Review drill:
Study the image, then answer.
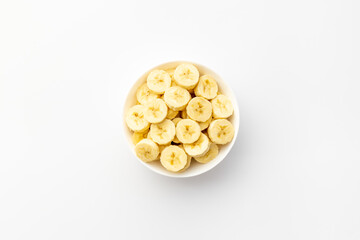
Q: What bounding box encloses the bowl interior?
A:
[123,61,239,178]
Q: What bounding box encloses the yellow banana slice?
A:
[173,63,199,90]
[147,69,171,94]
[181,110,188,119]
[144,99,168,123]
[178,145,192,172]
[136,83,160,105]
[135,139,159,162]
[194,143,218,163]
[160,145,188,172]
[126,105,150,132]
[207,119,234,144]
[148,119,175,145]
[183,133,210,157]
[175,119,201,144]
[186,97,212,122]
[198,116,212,131]
[172,117,182,126]
[165,68,176,80]
[132,130,149,145]
[164,86,191,111]
[211,94,234,119]
[194,75,218,100]
[172,117,182,143]
[152,143,170,161]
[166,108,179,119]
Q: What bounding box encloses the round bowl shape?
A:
[123,61,240,178]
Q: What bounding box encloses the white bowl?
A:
[123,61,240,178]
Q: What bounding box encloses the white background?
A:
[1,0,359,239]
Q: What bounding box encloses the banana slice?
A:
[148,119,175,145]
[170,71,179,87]
[135,139,159,162]
[173,63,199,90]
[126,105,150,132]
[179,157,192,172]
[173,83,192,92]
[186,97,212,122]
[136,83,159,105]
[166,108,179,119]
[207,119,234,144]
[147,132,171,149]
[211,94,234,119]
[153,144,170,161]
[194,143,218,163]
[160,145,188,172]
[172,117,182,143]
[198,116,212,131]
[147,132,174,148]
[147,69,171,94]
[176,119,201,144]
[181,110,188,119]
[164,86,191,111]
[147,132,153,141]
[178,145,192,172]
[183,133,210,157]
[132,130,149,145]
[194,75,218,100]
[159,144,169,152]
[172,117,182,126]
[144,99,168,123]
[165,68,176,80]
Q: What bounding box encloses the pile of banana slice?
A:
[126,63,235,173]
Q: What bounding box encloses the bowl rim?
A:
[122,60,240,178]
